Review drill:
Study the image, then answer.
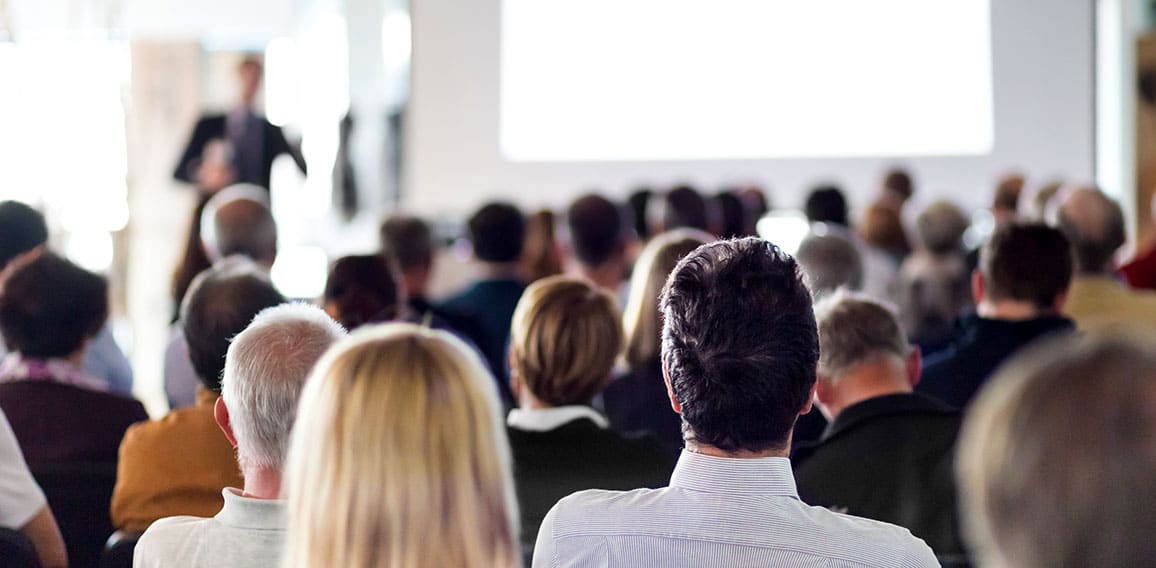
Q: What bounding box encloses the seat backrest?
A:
[32,462,118,568]
[0,527,39,568]
[100,530,142,568]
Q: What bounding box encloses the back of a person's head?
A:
[959,335,1156,568]
[0,201,47,269]
[283,323,518,568]
[567,194,624,268]
[468,202,526,264]
[980,223,1073,310]
[814,293,907,379]
[915,200,970,255]
[181,258,286,392]
[713,191,747,238]
[883,168,915,203]
[622,229,713,368]
[663,186,710,232]
[795,228,863,299]
[661,237,818,453]
[993,173,1026,213]
[860,202,910,255]
[222,303,345,472]
[519,209,563,283]
[201,185,278,265]
[804,185,849,227]
[0,253,107,359]
[322,255,402,330]
[510,276,622,406]
[379,215,434,272]
[626,189,653,240]
[1057,187,1126,274]
[1031,181,1064,221]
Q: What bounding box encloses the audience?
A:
[282,323,519,568]
[520,210,564,284]
[880,167,916,212]
[441,201,527,405]
[712,191,746,238]
[793,293,964,559]
[321,254,403,329]
[603,229,712,452]
[805,185,849,227]
[959,335,1156,567]
[659,185,711,233]
[507,276,674,558]
[0,253,147,466]
[1119,193,1156,289]
[112,260,285,533]
[990,172,1025,227]
[533,238,937,566]
[1057,187,1156,331]
[860,201,911,265]
[897,200,973,354]
[134,304,344,567]
[625,188,653,241]
[918,223,1075,409]
[796,226,864,299]
[0,407,67,568]
[379,214,439,317]
[566,194,628,295]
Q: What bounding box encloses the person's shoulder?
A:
[122,404,209,448]
[797,505,939,565]
[545,487,667,530]
[136,515,212,560]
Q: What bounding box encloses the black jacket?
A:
[792,394,964,557]
[601,360,683,455]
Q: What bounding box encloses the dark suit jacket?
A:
[0,381,148,467]
[174,113,306,190]
[601,360,683,454]
[508,417,675,559]
[440,279,526,406]
[792,393,964,557]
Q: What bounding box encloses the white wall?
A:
[406,0,1095,217]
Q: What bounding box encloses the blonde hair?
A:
[622,229,713,368]
[510,276,622,406]
[282,323,519,568]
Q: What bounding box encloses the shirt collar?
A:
[823,393,956,440]
[0,353,107,391]
[669,450,800,498]
[216,488,285,531]
[506,405,609,431]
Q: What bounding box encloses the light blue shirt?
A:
[533,450,938,567]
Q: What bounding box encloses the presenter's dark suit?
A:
[508,415,675,562]
[174,113,306,190]
[792,393,964,558]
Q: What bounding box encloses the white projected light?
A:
[500,0,993,161]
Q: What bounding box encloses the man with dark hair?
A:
[566,194,628,294]
[660,185,710,233]
[805,185,849,227]
[918,223,1075,409]
[112,259,286,533]
[379,215,436,314]
[533,238,937,567]
[441,202,527,405]
[1057,187,1156,331]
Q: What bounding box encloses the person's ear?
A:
[971,270,985,305]
[813,374,833,408]
[906,346,923,388]
[662,362,682,415]
[1053,290,1069,312]
[800,382,816,416]
[214,397,238,448]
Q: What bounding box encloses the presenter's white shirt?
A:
[134,488,285,568]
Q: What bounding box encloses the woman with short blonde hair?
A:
[282,323,519,568]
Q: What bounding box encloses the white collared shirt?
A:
[133,488,286,568]
[507,405,609,432]
[532,450,938,567]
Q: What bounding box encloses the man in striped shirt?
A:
[533,238,938,567]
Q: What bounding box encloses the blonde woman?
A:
[602,229,712,452]
[282,323,519,568]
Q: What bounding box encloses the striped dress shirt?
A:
[533,450,939,567]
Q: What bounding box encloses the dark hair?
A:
[0,201,48,268]
[664,186,709,232]
[883,168,915,201]
[380,215,433,271]
[661,238,819,453]
[181,260,286,392]
[713,192,746,238]
[1057,190,1126,274]
[567,194,624,267]
[804,185,849,227]
[627,189,653,240]
[323,255,402,330]
[0,254,108,359]
[468,202,525,263]
[981,223,1073,309]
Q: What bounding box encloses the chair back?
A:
[32,462,118,568]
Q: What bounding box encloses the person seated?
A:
[134,304,344,567]
[918,223,1075,410]
[507,276,675,558]
[281,324,519,568]
[440,202,528,405]
[603,230,711,453]
[165,185,279,408]
[796,227,864,299]
[533,238,937,567]
[0,253,148,466]
[656,185,711,234]
[792,293,964,559]
[112,259,285,533]
[711,190,748,238]
[896,200,973,355]
[321,254,404,329]
[520,210,564,284]
[958,334,1156,567]
[566,194,629,297]
[0,407,67,568]
[1058,187,1156,332]
[0,200,134,395]
[860,200,911,266]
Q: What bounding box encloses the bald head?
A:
[201,185,278,266]
[1057,187,1125,274]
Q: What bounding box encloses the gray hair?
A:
[1056,187,1126,274]
[915,200,969,255]
[222,302,346,471]
[201,184,278,265]
[814,292,907,379]
[796,225,863,299]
